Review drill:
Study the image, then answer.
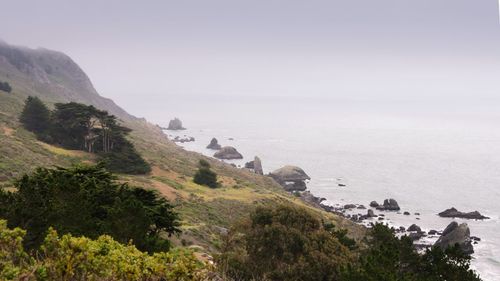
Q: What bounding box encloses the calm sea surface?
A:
[142,96,500,280]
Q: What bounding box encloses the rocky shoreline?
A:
[162,127,488,256]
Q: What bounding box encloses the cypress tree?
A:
[19,96,51,136]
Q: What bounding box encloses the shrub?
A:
[217,204,353,281]
[0,164,179,253]
[193,160,218,188]
[0,220,207,281]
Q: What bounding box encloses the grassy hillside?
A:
[0,42,365,255]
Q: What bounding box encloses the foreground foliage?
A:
[0,164,180,253]
[0,220,206,281]
[217,204,354,281]
[218,204,482,281]
[20,97,150,174]
[341,223,481,281]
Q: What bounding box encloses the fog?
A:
[1,0,500,117]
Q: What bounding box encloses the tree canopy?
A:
[19,97,151,174]
[19,96,50,136]
[0,164,180,253]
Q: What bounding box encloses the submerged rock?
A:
[438,207,489,220]
[166,118,185,130]
[206,138,222,150]
[434,222,474,255]
[213,146,243,160]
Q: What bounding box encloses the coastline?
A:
[162,125,498,281]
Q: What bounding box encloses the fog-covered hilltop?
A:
[0,40,132,121]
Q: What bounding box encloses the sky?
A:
[1,0,500,114]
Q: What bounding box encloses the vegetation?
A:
[19,96,50,136]
[342,223,481,281]
[0,164,180,253]
[217,204,354,281]
[0,220,206,281]
[193,159,218,188]
[19,98,151,174]
[0,81,12,93]
[218,204,481,281]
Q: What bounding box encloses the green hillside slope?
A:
[0,41,365,254]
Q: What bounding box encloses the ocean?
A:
[142,96,500,280]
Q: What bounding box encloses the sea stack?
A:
[206,138,222,150]
[269,165,310,192]
[434,222,474,255]
[166,118,185,130]
[213,146,243,160]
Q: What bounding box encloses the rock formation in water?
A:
[434,221,474,255]
[167,118,185,130]
[244,156,264,175]
[213,146,243,160]
[206,138,222,150]
[269,165,310,191]
[438,207,489,220]
[376,198,400,211]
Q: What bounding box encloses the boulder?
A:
[213,146,243,160]
[283,181,307,192]
[369,201,379,208]
[344,204,357,209]
[253,156,263,175]
[367,209,376,217]
[269,166,310,183]
[166,118,185,130]
[244,161,254,169]
[206,138,222,150]
[428,229,438,235]
[438,207,489,220]
[408,224,421,232]
[403,211,410,215]
[434,222,474,255]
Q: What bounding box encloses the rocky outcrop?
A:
[213,146,243,160]
[253,156,263,175]
[376,199,400,211]
[245,156,264,175]
[167,118,185,130]
[269,165,310,192]
[300,191,326,208]
[172,136,195,143]
[438,207,489,220]
[434,222,474,255]
[206,138,221,150]
[408,224,421,232]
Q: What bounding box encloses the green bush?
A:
[341,223,481,281]
[217,204,353,281]
[0,164,179,253]
[193,160,218,188]
[0,220,207,281]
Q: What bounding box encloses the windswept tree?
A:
[19,96,51,137]
[0,164,179,253]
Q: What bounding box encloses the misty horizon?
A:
[2,0,500,119]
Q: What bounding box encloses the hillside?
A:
[0,41,365,253]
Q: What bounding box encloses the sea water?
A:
[142,96,500,280]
